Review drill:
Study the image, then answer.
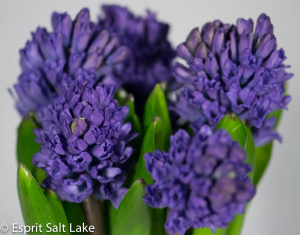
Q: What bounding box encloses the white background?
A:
[0,0,299,234]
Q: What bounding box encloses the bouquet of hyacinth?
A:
[11,4,293,235]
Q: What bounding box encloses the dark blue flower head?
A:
[33,70,137,207]
[143,126,255,234]
[99,5,176,99]
[173,14,292,146]
[12,8,130,116]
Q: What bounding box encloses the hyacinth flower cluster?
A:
[144,126,255,234]
[12,8,131,117]
[13,5,174,206]
[99,5,176,99]
[33,70,137,207]
[12,5,293,235]
[173,13,292,146]
[11,5,175,117]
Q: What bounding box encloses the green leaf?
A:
[131,117,166,185]
[128,117,167,235]
[33,167,46,185]
[125,94,142,134]
[267,82,287,129]
[104,201,117,235]
[112,179,151,235]
[229,86,288,235]
[245,126,255,180]
[143,83,171,150]
[115,88,128,106]
[213,115,254,235]
[45,190,70,231]
[17,115,41,172]
[215,113,247,148]
[150,208,166,235]
[124,84,172,235]
[62,202,87,235]
[193,228,225,235]
[17,164,69,235]
[253,142,273,186]
[125,94,142,151]
[17,114,46,185]
[224,212,246,235]
[253,106,284,186]
[116,92,142,188]
[267,109,283,129]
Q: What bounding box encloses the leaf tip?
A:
[136,178,146,186]
[46,189,56,196]
[159,82,167,91]
[152,116,162,123]
[18,163,30,177]
[228,112,238,121]
[126,93,134,103]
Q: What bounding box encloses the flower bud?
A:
[255,34,276,59]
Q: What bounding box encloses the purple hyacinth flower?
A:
[13,71,52,116]
[11,8,130,117]
[251,117,282,146]
[143,126,255,234]
[99,5,176,104]
[33,70,137,205]
[172,13,293,146]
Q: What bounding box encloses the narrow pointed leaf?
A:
[125,94,142,135]
[125,94,142,150]
[253,142,273,186]
[118,93,142,189]
[150,208,166,235]
[267,82,287,129]
[254,84,287,185]
[104,201,117,235]
[129,117,167,235]
[215,113,247,148]
[224,212,246,235]
[245,126,255,180]
[214,115,252,235]
[131,117,165,185]
[254,107,284,186]
[17,115,40,172]
[46,190,70,232]
[33,167,46,185]
[267,109,283,129]
[17,164,68,235]
[115,88,128,106]
[62,202,87,235]
[193,228,225,235]
[143,83,171,150]
[112,179,151,235]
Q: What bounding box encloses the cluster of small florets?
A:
[12,5,176,207]
[143,126,255,234]
[13,8,130,117]
[12,5,175,117]
[11,6,292,234]
[33,70,136,207]
[172,14,292,146]
[99,5,176,99]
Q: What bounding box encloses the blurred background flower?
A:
[99,5,176,106]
